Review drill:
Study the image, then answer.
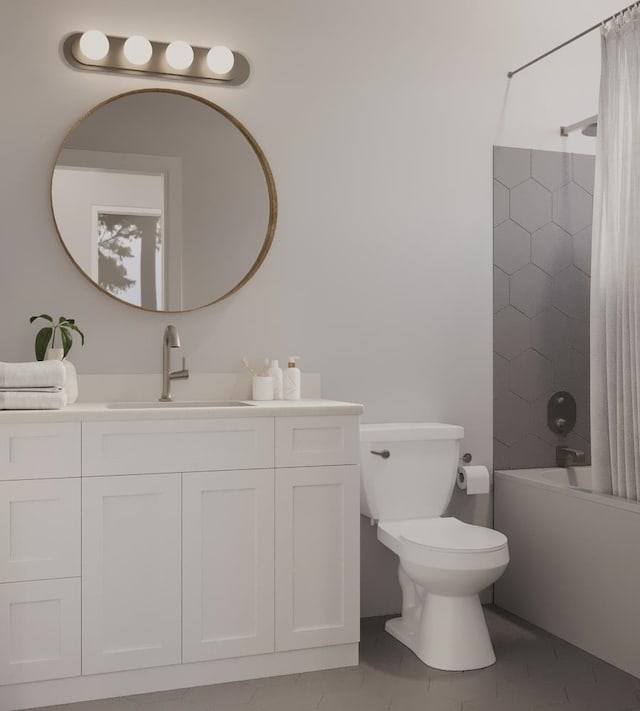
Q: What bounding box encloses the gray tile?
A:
[251,684,322,711]
[494,146,531,188]
[530,307,571,359]
[553,347,589,394]
[509,349,552,402]
[564,678,640,710]
[464,698,532,711]
[67,700,138,711]
[494,267,509,314]
[573,224,592,275]
[429,670,498,703]
[552,265,590,318]
[69,697,140,711]
[532,223,573,276]
[184,680,256,708]
[120,701,202,711]
[494,353,509,400]
[26,706,72,711]
[496,677,567,706]
[126,689,188,704]
[509,434,554,469]
[319,688,392,711]
[532,149,572,191]
[494,307,531,360]
[494,392,531,446]
[494,181,510,226]
[393,697,460,711]
[494,220,531,275]
[553,182,593,234]
[510,264,551,318]
[297,667,364,692]
[568,316,590,355]
[511,179,552,233]
[573,153,596,194]
[493,439,510,470]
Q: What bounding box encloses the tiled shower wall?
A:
[493,146,594,470]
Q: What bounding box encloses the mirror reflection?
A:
[51,89,276,312]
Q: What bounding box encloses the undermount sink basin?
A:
[107,400,254,409]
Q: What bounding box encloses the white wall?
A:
[0,0,620,616]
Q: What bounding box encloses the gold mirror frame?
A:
[50,88,277,313]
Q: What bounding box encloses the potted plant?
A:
[29,315,85,403]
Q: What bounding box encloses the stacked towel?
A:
[0,361,67,410]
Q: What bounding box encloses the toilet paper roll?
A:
[457,465,490,495]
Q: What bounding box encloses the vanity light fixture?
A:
[165,40,194,70]
[78,30,110,61]
[66,30,237,83]
[123,35,153,65]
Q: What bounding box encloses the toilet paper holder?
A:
[460,452,472,463]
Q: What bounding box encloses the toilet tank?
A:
[360,422,464,521]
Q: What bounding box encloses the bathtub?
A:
[494,467,640,678]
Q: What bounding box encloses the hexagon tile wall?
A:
[493,146,594,470]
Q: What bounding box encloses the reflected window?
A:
[96,209,163,309]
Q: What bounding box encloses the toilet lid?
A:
[400,517,507,553]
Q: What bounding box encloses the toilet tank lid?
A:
[360,422,464,442]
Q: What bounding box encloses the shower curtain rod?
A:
[507,0,640,77]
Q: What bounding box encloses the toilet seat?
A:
[400,517,507,553]
[378,517,509,570]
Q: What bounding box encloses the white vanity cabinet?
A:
[0,403,362,711]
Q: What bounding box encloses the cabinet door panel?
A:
[275,465,359,650]
[82,474,181,674]
[183,469,274,662]
[0,578,80,684]
[275,417,359,468]
[0,478,80,583]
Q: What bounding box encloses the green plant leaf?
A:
[29,314,52,324]
[68,323,85,346]
[59,327,72,358]
[34,327,53,361]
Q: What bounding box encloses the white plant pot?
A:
[45,348,79,404]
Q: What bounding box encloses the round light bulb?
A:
[206,45,234,74]
[165,40,194,70]
[123,35,153,65]
[78,30,110,61]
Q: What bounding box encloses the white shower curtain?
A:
[591,9,640,500]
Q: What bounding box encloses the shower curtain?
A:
[591,9,640,500]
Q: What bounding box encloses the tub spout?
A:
[556,446,585,467]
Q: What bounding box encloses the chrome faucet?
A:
[556,445,586,468]
[160,325,189,402]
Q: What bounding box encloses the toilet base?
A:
[386,593,496,671]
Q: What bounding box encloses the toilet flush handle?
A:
[370,449,390,459]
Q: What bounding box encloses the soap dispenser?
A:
[283,356,301,400]
[267,359,283,400]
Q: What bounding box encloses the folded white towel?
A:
[0,361,66,389]
[0,389,67,410]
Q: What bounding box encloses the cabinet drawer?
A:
[0,479,80,583]
[83,418,274,476]
[0,577,81,685]
[0,423,81,481]
[275,416,359,467]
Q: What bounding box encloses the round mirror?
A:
[51,89,277,312]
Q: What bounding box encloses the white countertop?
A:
[0,399,364,424]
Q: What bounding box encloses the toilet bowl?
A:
[360,423,509,671]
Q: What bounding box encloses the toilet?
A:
[360,422,509,671]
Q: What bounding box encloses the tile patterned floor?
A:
[29,607,640,711]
